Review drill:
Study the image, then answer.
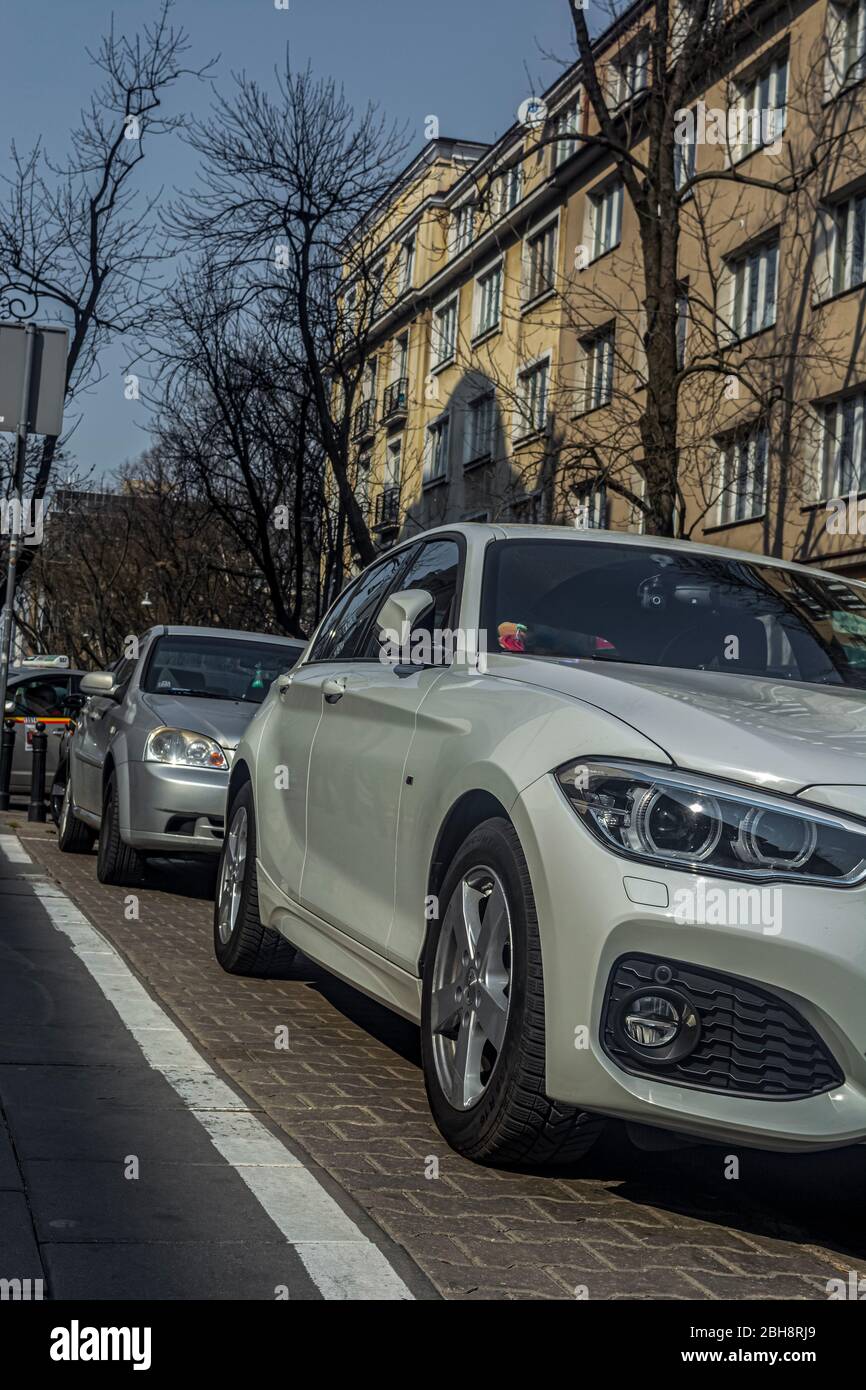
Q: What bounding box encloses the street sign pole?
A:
[0,322,36,724]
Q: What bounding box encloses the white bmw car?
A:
[214,524,866,1166]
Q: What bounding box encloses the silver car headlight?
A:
[145,727,228,771]
[555,759,866,886]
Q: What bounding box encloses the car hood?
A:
[139,693,259,751]
[490,655,866,798]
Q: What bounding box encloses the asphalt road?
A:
[2,811,865,1300]
[0,832,425,1300]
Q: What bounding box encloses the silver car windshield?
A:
[481,540,866,688]
[141,636,299,704]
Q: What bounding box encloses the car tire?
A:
[96,773,145,885]
[420,816,604,1167]
[213,783,297,978]
[56,778,96,854]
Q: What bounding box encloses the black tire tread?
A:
[96,775,145,886]
[424,817,604,1168]
[214,785,297,979]
[57,783,96,854]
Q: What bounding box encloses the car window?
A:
[481,538,866,687]
[141,636,300,703]
[308,550,414,662]
[11,676,70,717]
[361,538,462,660]
[111,657,138,692]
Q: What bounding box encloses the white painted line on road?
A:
[0,833,33,863]
[0,836,414,1301]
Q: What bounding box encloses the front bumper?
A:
[124,761,227,854]
[512,773,866,1152]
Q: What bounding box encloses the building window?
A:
[452,202,476,254]
[578,325,615,413]
[588,181,623,261]
[399,235,416,293]
[465,392,497,465]
[385,437,402,491]
[833,191,866,294]
[370,259,386,314]
[424,414,451,485]
[674,112,697,192]
[629,473,647,533]
[474,261,503,337]
[607,36,650,107]
[355,452,372,513]
[525,221,558,302]
[516,357,550,439]
[432,295,458,368]
[718,423,768,524]
[827,0,866,96]
[677,290,689,369]
[553,98,581,166]
[725,237,779,340]
[573,483,608,530]
[733,52,788,158]
[494,163,523,217]
[822,389,866,498]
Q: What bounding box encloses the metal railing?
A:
[353,398,376,439]
[373,487,400,531]
[382,377,409,422]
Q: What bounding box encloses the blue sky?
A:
[0,0,579,479]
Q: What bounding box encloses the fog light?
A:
[616,985,701,1064]
[624,994,680,1047]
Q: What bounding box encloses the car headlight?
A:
[555,759,866,886]
[145,727,228,771]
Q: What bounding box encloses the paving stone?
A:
[13,823,866,1302]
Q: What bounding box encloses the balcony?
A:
[382,377,409,427]
[373,486,400,533]
[353,398,376,442]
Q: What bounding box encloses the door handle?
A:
[321,676,348,704]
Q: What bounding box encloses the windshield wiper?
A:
[151,688,240,701]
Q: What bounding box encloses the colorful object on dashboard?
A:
[498,622,527,653]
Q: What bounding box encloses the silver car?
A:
[57,625,304,884]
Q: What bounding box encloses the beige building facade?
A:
[345,0,866,575]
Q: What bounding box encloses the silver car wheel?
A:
[217,805,248,945]
[430,864,513,1111]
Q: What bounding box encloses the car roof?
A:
[414,522,863,588]
[142,626,306,647]
[10,668,87,679]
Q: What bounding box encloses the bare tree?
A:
[169,58,410,567]
[0,0,210,575]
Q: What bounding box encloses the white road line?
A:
[1,836,414,1301]
[0,832,33,863]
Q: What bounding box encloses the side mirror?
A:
[64,693,86,714]
[376,589,434,644]
[80,670,121,700]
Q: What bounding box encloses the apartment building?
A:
[344,0,866,575]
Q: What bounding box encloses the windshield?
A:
[481,540,866,689]
[142,635,299,704]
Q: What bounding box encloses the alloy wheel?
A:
[430,864,513,1110]
[217,805,248,945]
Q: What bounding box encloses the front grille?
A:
[602,955,843,1099]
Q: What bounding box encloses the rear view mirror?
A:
[80,670,122,700]
[376,589,434,642]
